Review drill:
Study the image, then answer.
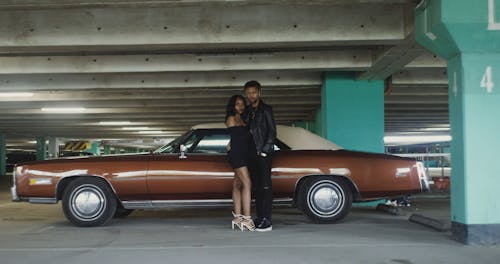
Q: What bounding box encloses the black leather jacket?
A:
[244,100,276,155]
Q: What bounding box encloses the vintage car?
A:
[11,123,429,227]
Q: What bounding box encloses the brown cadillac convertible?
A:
[11,123,429,227]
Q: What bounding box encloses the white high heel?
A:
[231,211,242,230]
[240,215,255,231]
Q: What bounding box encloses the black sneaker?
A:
[256,218,272,232]
[253,217,262,227]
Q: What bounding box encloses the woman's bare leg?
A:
[232,174,243,216]
[235,166,252,217]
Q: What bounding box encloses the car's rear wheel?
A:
[62,177,117,227]
[297,176,352,223]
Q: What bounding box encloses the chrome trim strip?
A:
[29,197,58,204]
[122,198,293,209]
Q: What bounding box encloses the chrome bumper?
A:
[11,167,20,201]
[11,186,19,201]
[416,162,430,192]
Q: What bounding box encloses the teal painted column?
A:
[315,109,323,137]
[292,121,315,133]
[36,136,46,161]
[322,72,385,207]
[90,142,100,156]
[321,72,384,153]
[103,145,111,155]
[416,0,500,245]
[0,134,6,178]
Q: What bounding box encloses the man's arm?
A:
[262,106,277,154]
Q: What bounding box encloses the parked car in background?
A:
[11,123,429,227]
[58,151,96,158]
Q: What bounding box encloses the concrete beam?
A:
[357,32,424,80]
[0,98,320,109]
[0,87,320,102]
[404,51,447,69]
[392,69,448,85]
[0,71,322,91]
[0,0,421,10]
[0,50,371,74]
[0,4,406,54]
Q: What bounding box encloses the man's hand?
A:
[226,142,231,151]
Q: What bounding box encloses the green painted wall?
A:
[321,72,384,153]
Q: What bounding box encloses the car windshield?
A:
[153,131,192,154]
[154,128,290,154]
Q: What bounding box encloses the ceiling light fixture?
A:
[99,121,132,126]
[0,92,34,97]
[384,135,452,144]
[138,131,164,134]
[122,127,150,130]
[41,107,86,113]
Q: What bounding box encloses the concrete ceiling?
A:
[0,0,449,150]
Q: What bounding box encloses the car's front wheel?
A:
[297,176,352,223]
[62,177,117,227]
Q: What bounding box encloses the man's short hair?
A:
[244,80,261,91]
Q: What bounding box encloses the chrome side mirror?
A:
[179,144,187,159]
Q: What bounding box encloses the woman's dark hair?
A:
[225,94,246,121]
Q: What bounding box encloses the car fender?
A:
[56,175,119,202]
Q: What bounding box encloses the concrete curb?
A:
[409,213,450,232]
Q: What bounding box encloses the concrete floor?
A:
[0,180,499,264]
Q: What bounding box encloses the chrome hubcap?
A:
[313,187,339,211]
[308,180,344,217]
[70,184,106,221]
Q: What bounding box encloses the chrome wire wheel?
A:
[69,184,107,222]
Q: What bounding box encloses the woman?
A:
[226,95,255,231]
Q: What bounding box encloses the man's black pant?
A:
[248,152,273,221]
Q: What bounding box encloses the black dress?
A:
[227,126,249,169]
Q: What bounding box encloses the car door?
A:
[146,129,235,201]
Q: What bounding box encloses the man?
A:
[243,80,276,232]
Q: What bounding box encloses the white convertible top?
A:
[192,123,342,150]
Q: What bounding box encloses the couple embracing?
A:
[225,80,276,232]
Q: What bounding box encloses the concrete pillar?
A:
[90,142,100,156]
[416,0,500,245]
[292,121,315,133]
[321,72,384,153]
[47,137,59,159]
[0,134,6,178]
[315,109,323,137]
[103,145,111,155]
[36,136,46,161]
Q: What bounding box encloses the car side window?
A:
[191,134,230,154]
